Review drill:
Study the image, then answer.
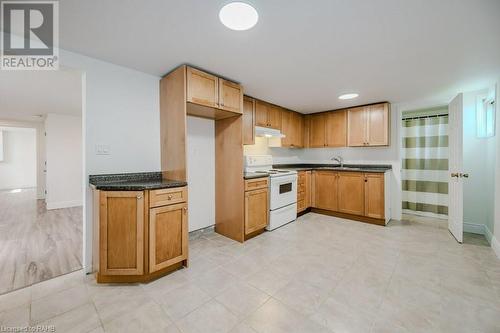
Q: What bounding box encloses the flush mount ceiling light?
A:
[219,2,259,31]
[338,93,359,100]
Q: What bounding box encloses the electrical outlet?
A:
[95,144,111,155]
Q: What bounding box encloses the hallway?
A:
[0,188,82,295]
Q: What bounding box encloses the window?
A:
[476,94,496,138]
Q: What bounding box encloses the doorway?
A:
[0,70,84,294]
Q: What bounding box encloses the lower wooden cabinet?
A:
[337,172,365,216]
[244,178,269,237]
[149,202,188,273]
[364,173,385,219]
[297,171,311,213]
[99,191,144,276]
[312,171,387,224]
[312,171,338,211]
[96,186,188,283]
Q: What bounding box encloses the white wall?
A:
[244,105,403,221]
[462,89,496,238]
[493,80,500,257]
[45,114,83,209]
[187,116,215,232]
[57,47,162,273]
[0,127,37,190]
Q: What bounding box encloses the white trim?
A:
[491,235,500,259]
[46,200,82,210]
[484,225,493,245]
[463,222,485,235]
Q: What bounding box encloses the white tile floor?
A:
[1,213,499,333]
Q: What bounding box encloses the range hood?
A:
[255,126,285,138]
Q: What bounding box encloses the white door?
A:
[448,93,463,243]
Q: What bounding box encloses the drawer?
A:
[245,177,269,191]
[150,186,188,208]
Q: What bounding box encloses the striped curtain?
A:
[402,113,449,218]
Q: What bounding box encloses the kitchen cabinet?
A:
[337,172,364,216]
[186,67,219,108]
[364,173,385,219]
[282,109,304,148]
[309,113,326,148]
[185,66,243,117]
[297,170,311,213]
[308,110,346,147]
[244,178,269,237]
[99,191,144,276]
[255,100,282,129]
[149,202,188,273]
[347,103,389,146]
[243,96,255,145]
[312,171,338,211]
[325,110,347,147]
[96,186,188,283]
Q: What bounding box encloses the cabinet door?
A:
[149,203,188,273]
[312,171,338,211]
[364,173,385,219]
[268,105,282,130]
[293,112,304,147]
[100,191,144,276]
[347,107,367,147]
[309,113,326,148]
[281,109,294,147]
[243,97,256,145]
[245,188,269,234]
[325,110,347,147]
[186,67,218,108]
[367,103,389,146]
[255,100,269,127]
[337,172,365,216]
[219,78,242,114]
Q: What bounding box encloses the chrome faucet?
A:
[331,155,344,167]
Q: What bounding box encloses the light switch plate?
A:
[95,144,110,155]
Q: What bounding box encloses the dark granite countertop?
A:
[273,163,392,173]
[89,172,187,191]
[244,172,270,180]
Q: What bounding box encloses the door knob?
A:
[451,173,459,178]
[460,173,469,178]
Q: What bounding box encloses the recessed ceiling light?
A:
[219,2,259,31]
[338,93,359,100]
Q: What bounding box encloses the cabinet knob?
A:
[460,173,469,178]
[451,173,460,178]
[183,207,188,212]
[168,195,173,200]
[137,195,143,199]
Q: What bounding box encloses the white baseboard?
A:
[463,222,486,235]
[46,200,82,210]
[484,225,494,245]
[491,235,500,260]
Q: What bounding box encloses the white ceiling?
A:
[0,70,82,122]
[59,0,500,113]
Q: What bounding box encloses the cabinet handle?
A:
[167,195,173,200]
[183,207,188,212]
[451,173,460,178]
[137,195,143,200]
[460,173,469,178]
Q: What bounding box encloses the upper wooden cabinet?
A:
[347,103,389,147]
[243,96,256,145]
[99,191,144,276]
[281,109,304,148]
[255,100,282,129]
[186,67,219,108]
[185,66,243,117]
[325,110,347,147]
[308,110,346,148]
[312,171,338,211]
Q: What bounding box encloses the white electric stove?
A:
[244,155,297,230]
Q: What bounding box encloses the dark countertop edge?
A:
[273,163,392,173]
[244,172,270,180]
[89,171,187,191]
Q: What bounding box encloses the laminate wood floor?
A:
[0,188,82,295]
